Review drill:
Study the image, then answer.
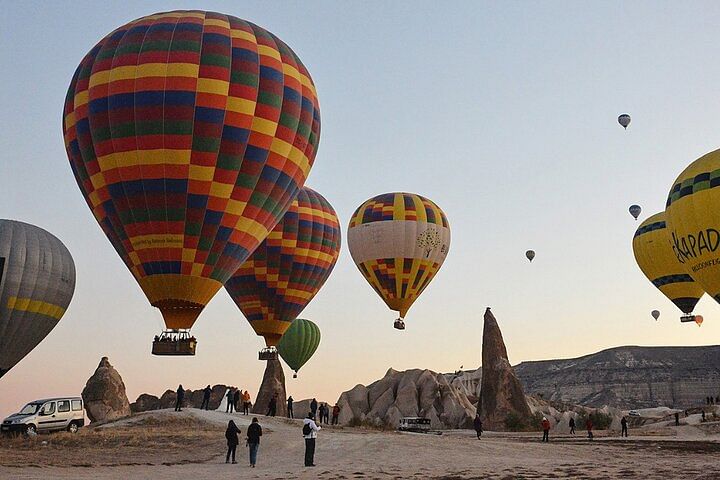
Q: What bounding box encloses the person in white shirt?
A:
[303,413,321,467]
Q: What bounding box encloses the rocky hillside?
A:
[515,345,720,409]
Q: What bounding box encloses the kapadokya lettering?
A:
[672,228,720,264]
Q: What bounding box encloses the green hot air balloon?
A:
[277,319,320,378]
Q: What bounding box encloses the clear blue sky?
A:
[2,0,720,418]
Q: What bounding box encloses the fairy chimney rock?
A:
[81,357,131,423]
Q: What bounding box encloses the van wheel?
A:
[67,422,79,434]
[25,424,36,435]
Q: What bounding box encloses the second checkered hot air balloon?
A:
[62,10,321,355]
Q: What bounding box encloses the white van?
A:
[398,417,431,433]
[1,397,85,435]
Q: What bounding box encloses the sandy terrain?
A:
[1,409,719,479]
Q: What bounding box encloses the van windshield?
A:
[19,403,41,415]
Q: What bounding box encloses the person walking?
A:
[541,417,550,442]
[242,391,251,415]
[226,388,235,413]
[175,385,184,412]
[225,420,241,464]
[267,394,277,417]
[569,417,576,435]
[233,389,241,413]
[620,416,628,437]
[246,417,262,468]
[303,413,320,467]
[332,404,340,425]
[586,418,594,440]
[310,398,318,418]
[200,385,212,410]
[473,414,483,439]
[287,396,294,419]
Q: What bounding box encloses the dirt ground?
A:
[1,409,718,479]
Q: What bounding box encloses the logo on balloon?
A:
[671,228,720,269]
[417,228,441,258]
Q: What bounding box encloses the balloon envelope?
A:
[629,205,642,220]
[226,187,340,346]
[277,318,320,375]
[526,250,535,262]
[695,315,703,326]
[347,192,450,320]
[63,11,321,331]
[632,212,703,315]
[0,220,76,378]
[618,114,631,129]
[651,310,660,320]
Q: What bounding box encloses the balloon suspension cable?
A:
[394,318,406,330]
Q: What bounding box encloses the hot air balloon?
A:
[63,11,321,355]
[629,205,642,220]
[277,318,320,378]
[225,187,340,358]
[526,250,535,262]
[347,193,450,330]
[632,212,704,322]
[651,310,660,320]
[0,220,76,378]
[618,114,631,129]
[695,314,704,327]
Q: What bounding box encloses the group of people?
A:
[225,417,262,467]
[705,396,719,405]
[225,387,252,414]
[308,398,341,425]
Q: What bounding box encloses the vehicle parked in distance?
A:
[628,410,640,417]
[1,397,85,435]
[398,417,431,433]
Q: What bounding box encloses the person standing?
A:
[541,417,550,442]
[620,416,628,437]
[246,417,262,468]
[200,385,212,410]
[233,389,241,413]
[586,418,594,440]
[702,409,706,422]
[473,414,483,439]
[225,420,241,464]
[675,412,680,426]
[569,417,576,435]
[287,396,294,419]
[243,391,251,415]
[317,403,325,424]
[175,385,184,412]
[332,404,340,425]
[310,398,318,418]
[226,388,235,413]
[267,394,277,417]
[303,413,320,467]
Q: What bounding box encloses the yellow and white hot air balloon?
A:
[347,193,450,330]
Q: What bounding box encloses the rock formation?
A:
[478,308,532,430]
[131,384,229,412]
[130,393,160,413]
[251,357,287,417]
[336,368,476,429]
[81,357,131,423]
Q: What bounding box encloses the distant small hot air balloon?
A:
[629,205,642,220]
[526,250,535,262]
[618,114,631,129]
[695,315,703,327]
[651,310,660,320]
[277,318,321,378]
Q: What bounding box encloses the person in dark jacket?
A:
[310,398,318,417]
[226,388,235,413]
[175,385,184,412]
[317,404,326,424]
[225,420,241,464]
[246,417,262,467]
[332,404,340,425]
[569,417,576,435]
[200,385,212,410]
[233,389,241,412]
[267,395,277,416]
[473,414,483,439]
[620,416,628,437]
[675,412,680,426]
[287,396,294,419]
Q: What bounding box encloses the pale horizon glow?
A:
[2,0,720,419]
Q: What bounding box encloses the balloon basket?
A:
[394,318,406,330]
[680,314,696,323]
[152,330,196,356]
[293,373,298,379]
[258,347,278,361]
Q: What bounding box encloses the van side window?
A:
[57,400,70,413]
[72,400,82,411]
[41,402,55,415]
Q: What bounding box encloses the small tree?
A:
[416,228,441,257]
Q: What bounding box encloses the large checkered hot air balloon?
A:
[347,193,450,330]
[225,187,340,358]
[62,11,320,355]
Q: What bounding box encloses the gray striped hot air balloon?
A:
[0,220,76,378]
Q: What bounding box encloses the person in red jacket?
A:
[541,417,550,442]
[586,418,594,440]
